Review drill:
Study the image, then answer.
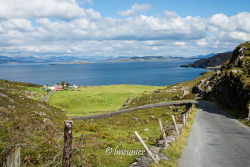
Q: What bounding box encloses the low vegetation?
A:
[0,79,66,166]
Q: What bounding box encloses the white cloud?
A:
[210,13,236,31]
[0,0,91,19]
[172,41,186,46]
[0,6,250,58]
[0,19,34,32]
[119,3,152,16]
[226,31,250,41]
[196,39,208,46]
[209,12,250,42]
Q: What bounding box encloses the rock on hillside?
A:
[193,42,250,117]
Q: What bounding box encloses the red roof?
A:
[55,85,63,91]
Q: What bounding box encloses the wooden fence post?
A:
[158,119,168,148]
[248,105,250,119]
[172,115,179,135]
[182,114,186,126]
[6,146,21,167]
[185,112,188,123]
[63,120,73,167]
[134,131,159,164]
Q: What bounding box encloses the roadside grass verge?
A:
[212,102,250,127]
[160,108,197,167]
[239,119,250,127]
[48,84,163,116]
[224,108,250,127]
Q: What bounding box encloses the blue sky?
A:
[0,0,249,58]
[80,0,250,17]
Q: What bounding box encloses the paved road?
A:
[71,100,197,121]
[179,101,250,167]
[41,89,55,102]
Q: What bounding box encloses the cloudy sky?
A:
[0,0,250,58]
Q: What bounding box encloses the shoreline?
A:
[0,79,166,88]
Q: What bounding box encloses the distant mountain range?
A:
[105,56,184,62]
[192,53,217,59]
[0,52,230,64]
[181,51,233,69]
[0,55,184,64]
[0,55,97,64]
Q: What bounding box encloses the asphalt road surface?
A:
[41,89,55,102]
[179,101,250,167]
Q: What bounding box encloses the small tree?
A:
[59,81,70,89]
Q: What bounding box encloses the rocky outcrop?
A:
[193,42,250,117]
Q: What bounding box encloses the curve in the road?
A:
[70,100,197,121]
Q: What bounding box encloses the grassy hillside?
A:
[0,80,67,166]
[49,85,163,116]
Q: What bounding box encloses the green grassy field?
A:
[48,85,163,116]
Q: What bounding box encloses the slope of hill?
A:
[181,51,233,68]
[193,53,217,59]
[193,42,250,118]
[0,80,66,166]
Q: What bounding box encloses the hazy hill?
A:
[193,53,217,59]
[0,55,97,64]
[105,56,182,62]
[181,51,233,68]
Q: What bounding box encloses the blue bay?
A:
[0,59,206,86]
